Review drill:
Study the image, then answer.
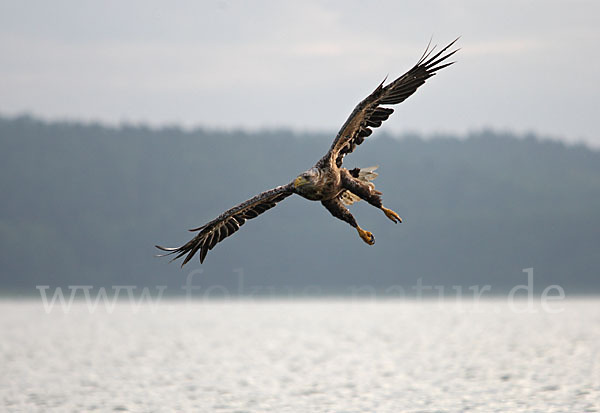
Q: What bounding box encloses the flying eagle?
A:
[157,39,459,266]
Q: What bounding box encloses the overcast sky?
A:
[1,0,599,146]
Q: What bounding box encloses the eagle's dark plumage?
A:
[157,38,459,265]
[157,184,294,265]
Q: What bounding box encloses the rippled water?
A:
[1,298,599,412]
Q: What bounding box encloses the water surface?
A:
[1,299,599,412]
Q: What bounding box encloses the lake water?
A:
[1,298,599,412]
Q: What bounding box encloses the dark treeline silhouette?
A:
[1,115,599,295]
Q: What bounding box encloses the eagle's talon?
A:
[382,207,402,224]
[357,226,375,245]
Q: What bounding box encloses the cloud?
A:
[0,0,599,146]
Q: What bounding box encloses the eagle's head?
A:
[293,168,320,198]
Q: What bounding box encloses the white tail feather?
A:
[341,166,379,206]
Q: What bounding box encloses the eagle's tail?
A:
[341,166,380,206]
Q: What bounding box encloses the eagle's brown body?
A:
[157,39,459,265]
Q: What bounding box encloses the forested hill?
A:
[1,115,599,295]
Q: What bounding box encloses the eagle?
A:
[157,39,459,266]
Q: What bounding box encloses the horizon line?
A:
[1,111,597,151]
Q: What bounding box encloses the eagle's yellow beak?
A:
[294,176,308,189]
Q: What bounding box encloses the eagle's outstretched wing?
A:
[323,38,459,168]
[156,183,295,266]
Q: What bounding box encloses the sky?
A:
[1,0,599,147]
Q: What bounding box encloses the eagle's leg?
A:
[321,198,375,245]
[341,169,402,224]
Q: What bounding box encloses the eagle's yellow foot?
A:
[357,226,375,245]
[382,207,402,224]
